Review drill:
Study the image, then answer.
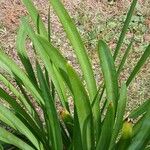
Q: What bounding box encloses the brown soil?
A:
[0,0,150,111]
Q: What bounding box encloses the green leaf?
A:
[16,19,38,87]
[0,87,41,133]
[0,49,44,105]
[0,113,16,129]
[96,103,114,150]
[52,65,69,110]
[98,40,119,110]
[36,35,69,104]
[98,39,133,110]
[36,35,67,71]
[132,114,145,138]
[109,83,127,150]
[15,22,43,126]
[0,104,40,150]
[0,143,3,150]
[49,0,97,101]
[60,122,71,148]
[66,64,93,149]
[36,35,71,110]
[128,108,150,150]
[91,85,102,143]
[0,127,34,150]
[129,99,150,119]
[14,78,43,130]
[0,78,46,145]
[22,18,67,106]
[0,74,34,116]
[82,114,94,150]
[73,108,83,150]
[117,39,133,76]
[47,5,56,100]
[44,67,50,90]
[21,0,47,38]
[126,44,150,86]
[36,62,63,150]
[113,0,138,60]
[0,60,12,76]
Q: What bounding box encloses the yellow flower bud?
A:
[122,121,133,139]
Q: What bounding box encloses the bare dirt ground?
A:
[0,0,150,111]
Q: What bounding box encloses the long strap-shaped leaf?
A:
[0,74,33,115]
[0,104,40,150]
[16,19,38,87]
[98,0,137,103]
[0,88,39,130]
[52,64,69,110]
[73,108,83,150]
[66,64,93,150]
[98,38,133,105]
[34,35,72,91]
[0,113,16,129]
[21,0,47,38]
[117,39,133,76]
[36,35,67,70]
[129,99,150,119]
[16,21,45,124]
[36,36,65,72]
[128,108,150,150]
[36,36,71,109]
[22,18,68,109]
[109,83,127,150]
[126,44,150,86]
[132,114,145,138]
[0,60,12,75]
[49,0,97,100]
[98,40,119,110]
[96,103,114,150]
[113,0,138,60]
[0,87,46,145]
[36,62,63,150]
[96,40,119,143]
[0,127,34,150]
[0,49,44,105]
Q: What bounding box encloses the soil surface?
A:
[0,0,150,111]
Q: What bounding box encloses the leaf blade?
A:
[0,49,44,105]
[16,20,38,86]
[126,44,150,86]
[49,0,97,100]
[96,103,114,150]
[113,0,138,60]
[66,64,93,149]
[0,105,40,150]
[128,108,150,150]
[36,62,63,150]
[98,40,119,109]
[0,127,34,150]
[109,83,127,150]
[129,99,150,119]
[21,0,47,38]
